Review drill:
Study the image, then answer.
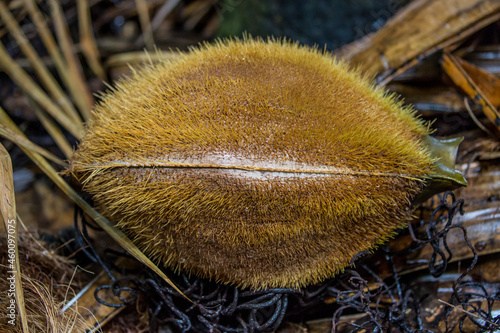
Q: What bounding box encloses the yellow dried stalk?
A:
[49,0,94,121]
[77,0,106,80]
[0,144,29,333]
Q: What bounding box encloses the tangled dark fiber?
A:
[71,192,499,332]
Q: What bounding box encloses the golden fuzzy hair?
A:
[69,38,434,289]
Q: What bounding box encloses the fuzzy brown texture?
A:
[70,38,434,289]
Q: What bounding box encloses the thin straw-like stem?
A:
[31,101,74,159]
[135,0,155,50]
[0,142,29,333]
[49,0,93,121]
[150,0,182,32]
[0,124,68,167]
[77,0,106,80]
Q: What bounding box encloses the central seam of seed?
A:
[89,160,422,180]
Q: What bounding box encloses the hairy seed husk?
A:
[70,39,435,289]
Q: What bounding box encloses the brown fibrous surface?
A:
[0,232,90,332]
